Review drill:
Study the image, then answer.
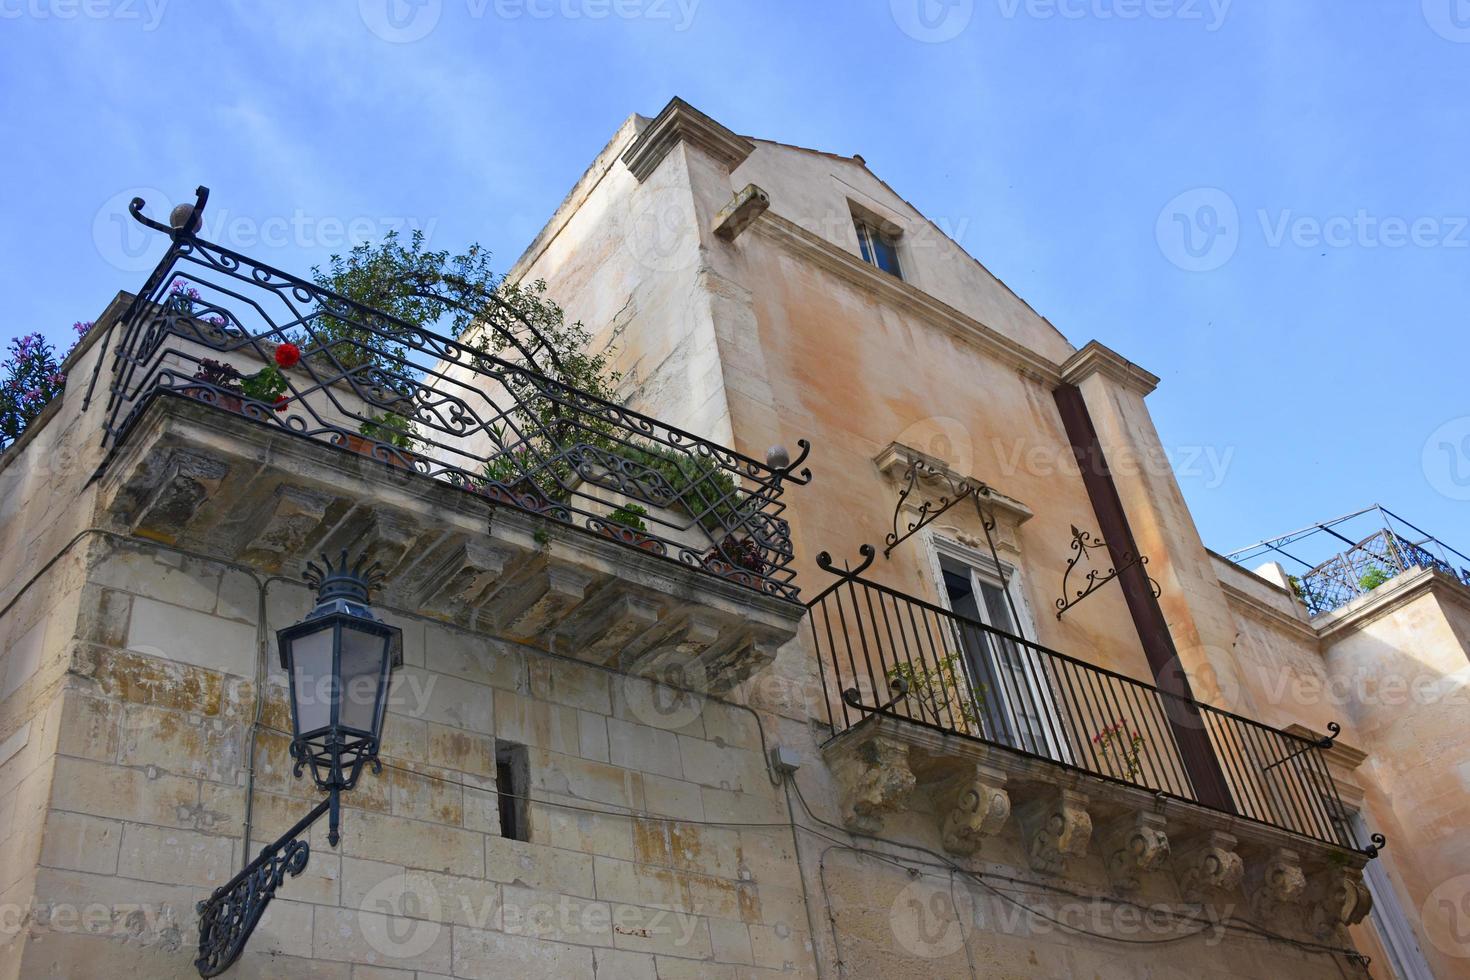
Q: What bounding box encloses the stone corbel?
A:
[1019,788,1092,876]
[1306,865,1372,940]
[1175,830,1244,906]
[1101,811,1169,891]
[937,764,1011,856]
[1247,847,1307,922]
[826,733,916,834]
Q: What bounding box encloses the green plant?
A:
[1286,574,1304,600]
[887,654,985,735]
[359,412,417,451]
[1094,719,1145,781]
[607,502,649,532]
[1358,567,1391,592]
[623,443,750,531]
[240,364,288,404]
[1,322,91,450]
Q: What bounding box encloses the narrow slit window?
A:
[854,217,903,278]
[495,741,530,841]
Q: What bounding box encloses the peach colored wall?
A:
[1323,580,1470,979]
[1213,554,1470,979]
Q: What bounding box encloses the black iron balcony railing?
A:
[808,550,1370,853]
[96,191,810,600]
[1298,527,1470,617]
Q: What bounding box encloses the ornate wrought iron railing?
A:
[808,549,1376,854]
[1298,527,1470,616]
[97,191,810,599]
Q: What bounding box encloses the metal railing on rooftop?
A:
[1297,527,1470,617]
[96,190,811,600]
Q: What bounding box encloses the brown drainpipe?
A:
[1053,384,1236,813]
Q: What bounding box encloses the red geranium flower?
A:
[274,343,301,369]
[274,395,289,413]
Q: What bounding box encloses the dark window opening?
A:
[854,217,903,278]
[496,741,530,841]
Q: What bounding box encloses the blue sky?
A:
[2,0,1465,564]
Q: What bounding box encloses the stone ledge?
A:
[95,396,804,693]
[821,715,1373,940]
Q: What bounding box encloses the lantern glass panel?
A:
[339,624,388,733]
[290,625,335,734]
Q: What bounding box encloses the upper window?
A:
[853,217,903,279]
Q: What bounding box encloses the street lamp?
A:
[196,552,401,977]
[278,552,401,846]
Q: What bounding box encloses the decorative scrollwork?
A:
[195,796,328,977]
[1054,524,1159,619]
[883,456,992,559]
[100,188,813,600]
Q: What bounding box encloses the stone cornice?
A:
[750,212,1064,385]
[1218,579,1320,643]
[1059,340,1160,396]
[1284,723,1368,772]
[621,97,756,183]
[873,441,1035,529]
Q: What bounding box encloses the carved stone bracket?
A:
[826,732,916,834]
[937,764,1011,856]
[1175,830,1245,905]
[1102,810,1170,891]
[1019,788,1092,876]
[1306,865,1373,940]
[1248,846,1307,921]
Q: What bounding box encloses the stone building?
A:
[1,97,1465,978]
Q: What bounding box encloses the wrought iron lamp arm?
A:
[194,793,331,977]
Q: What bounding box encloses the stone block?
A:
[607,716,684,780]
[39,811,121,876]
[116,822,235,889]
[485,838,596,899]
[450,926,596,979]
[125,597,257,679]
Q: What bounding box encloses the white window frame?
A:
[923,532,1070,762]
[1349,811,1435,980]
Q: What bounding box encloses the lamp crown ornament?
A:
[304,549,384,605]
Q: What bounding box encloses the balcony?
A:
[807,551,1380,931]
[89,194,811,689]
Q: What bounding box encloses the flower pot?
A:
[183,386,245,415]
[477,482,554,515]
[596,523,666,554]
[701,558,763,588]
[340,433,418,470]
